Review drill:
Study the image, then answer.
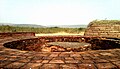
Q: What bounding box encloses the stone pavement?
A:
[0,37,120,69]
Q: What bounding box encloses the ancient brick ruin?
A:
[0,35,120,68]
[2,20,120,52]
[0,20,120,68]
[0,32,35,38]
[84,20,120,38]
[3,36,120,52]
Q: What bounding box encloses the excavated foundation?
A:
[3,36,120,52]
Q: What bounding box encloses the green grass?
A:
[0,25,85,34]
[90,20,120,24]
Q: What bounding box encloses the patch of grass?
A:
[0,25,85,34]
[90,20,120,24]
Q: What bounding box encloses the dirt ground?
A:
[35,32,84,36]
[47,42,91,48]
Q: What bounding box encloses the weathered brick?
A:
[84,20,120,38]
[49,53,59,57]
[65,57,74,60]
[96,63,117,69]
[49,60,64,63]
[78,64,97,69]
[70,54,81,57]
[42,60,49,63]
[30,59,42,63]
[112,61,120,68]
[17,59,31,63]
[21,63,42,69]
[4,62,25,68]
[60,64,78,69]
[0,34,120,69]
[41,64,59,69]
[65,60,81,63]
[94,59,109,63]
[81,60,94,63]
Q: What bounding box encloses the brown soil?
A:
[35,32,84,36]
[47,42,91,48]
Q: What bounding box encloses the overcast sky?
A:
[0,0,120,26]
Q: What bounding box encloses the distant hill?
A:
[0,23,46,28]
[0,23,87,28]
[48,25,87,28]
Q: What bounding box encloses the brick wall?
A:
[0,32,35,38]
[84,20,120,38]
[3,36,120,52]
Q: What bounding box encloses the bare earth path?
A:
[35,32,84,36]
[0,37,120,69]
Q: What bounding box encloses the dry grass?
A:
[35,32,84,36]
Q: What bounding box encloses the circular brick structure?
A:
[0,37,120,68]
[3,36,120,52]
[84,20,120,38]
[0,23,120,69]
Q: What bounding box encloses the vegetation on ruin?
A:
[0,25,85,34]
[90,20,120,25]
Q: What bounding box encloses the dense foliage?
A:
[0,25,85,34]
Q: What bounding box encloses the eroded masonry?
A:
[0,20,120,68]
[3,20,120,52]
